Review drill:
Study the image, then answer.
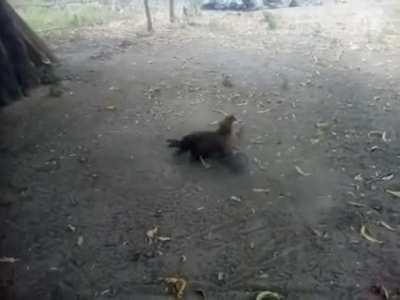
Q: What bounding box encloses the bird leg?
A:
[199,156,211,169]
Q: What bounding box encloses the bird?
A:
[167,114,238,168]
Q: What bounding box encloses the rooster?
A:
[167,115,238,168]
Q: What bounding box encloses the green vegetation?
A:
[15,0,133,32]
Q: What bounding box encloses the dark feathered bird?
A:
[167,115,237,163]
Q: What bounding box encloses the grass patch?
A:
[16,0,132,32]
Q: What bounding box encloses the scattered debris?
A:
[354,174,363,181]
[347,201,367,208]
[77,236,84,247]
[295,166,311,176]
[256,290,283,300]
[109,85,119,91]
[370,145,380,152]
[382,131,389,143]
[67,224,76,232]
[311,228,328,239]
[229,196,242,202]
[257,109,271,114]
[164,277,187,300]
[250,136,265,145]
[315,122,330,129]
[0,257,20,263]
[379,221,396,232]
[368,130,390,142]
[254,157,268,171]
[236,100,248,106]
[180,255,187,263]
[158,236,172,242]
[252,188,270,193]
[360,225,383,244]
[386,190,400,198]
[146,226,159,244]
[217,272,225,281]
[382,174,394,181]
[105,105,116,111]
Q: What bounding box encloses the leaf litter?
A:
[256,290,283,300]
[146,225,172,244]
[295,166,311,176]
[360,225,383,244]
[385,190,400,198]
[379,221,396,232]
[164,276,187,300]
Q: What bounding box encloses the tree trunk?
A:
[169,0,175,23]
[143,0,152,32]
[0,0,57,107]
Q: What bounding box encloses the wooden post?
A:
[169,0,175,23]
[143,0,152,32]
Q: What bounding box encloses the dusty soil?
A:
[1,1,400,299]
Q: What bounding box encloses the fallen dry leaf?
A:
[105,105,116,111]
[368,130,383,138]
[146,226,159,242]
[252,188,270,193]
[67,224,76,232]
[295,166,311,176]
[254,157,268,171]
[229,196,242,202]
[315,122,330,129]
[386,189,400,198]
[379,221,396,232]
[382,174,394,181]
[382,131,389,142]
[257,109,271,114]
[360,225,383,244]
[164,277,187,300]
[217,271,224,281]
[347,201,367,208]
[256,290,283,300]
[157,236,172,242]
[370,145,380,152]
[0,257,20,263]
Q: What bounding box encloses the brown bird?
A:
[167,115,237,167]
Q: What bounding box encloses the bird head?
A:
[224,114,237,124]
[217,114,237,135]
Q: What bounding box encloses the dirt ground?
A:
[1,1,400,299]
